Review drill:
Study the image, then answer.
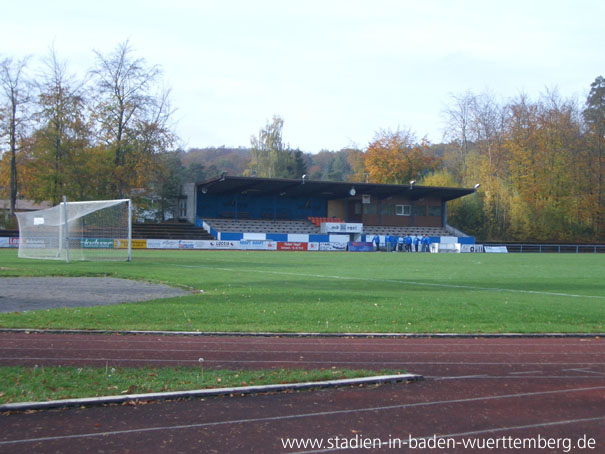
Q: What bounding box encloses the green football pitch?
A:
[1,249,604,334]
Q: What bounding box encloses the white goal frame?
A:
[16,197,132,262]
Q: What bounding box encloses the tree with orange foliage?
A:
[364,128,440,184]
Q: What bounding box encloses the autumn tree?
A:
[247,115,306,178]
[25,47,91,204]
[0,57,31,216]
[583,76,605,237]
[90,40,174,198]
[442,91,475,177]
[364,128,439,184]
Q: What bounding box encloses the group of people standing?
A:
[372,233,431,252]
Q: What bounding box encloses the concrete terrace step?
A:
[132,223,214,240]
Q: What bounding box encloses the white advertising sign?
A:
[147,239,179,249]
[320,223,363,234]
[179,240,202,249]
[204,240,240,250]
[239,240,277,250]
[484,246,508,253]
[460,244,484,253]
[319,242,348,251]
[431,243,461,253]
[243,233,266,241]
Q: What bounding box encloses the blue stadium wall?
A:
[196,192,327,221]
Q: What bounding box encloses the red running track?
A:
[1,332,604,453]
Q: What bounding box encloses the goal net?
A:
[16,199,132,262]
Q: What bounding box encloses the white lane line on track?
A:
[2,385,605,446]
[291,416,605,454]
[3,357,605,367]
[3,347,605,356]
[428,375,605,379]
[3,336,603,349]
[563,368,605,376]
[3,356,605,367]
[175,264,605,300]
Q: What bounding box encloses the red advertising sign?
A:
[277,242,308,251]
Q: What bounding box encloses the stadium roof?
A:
[197,176,476,202]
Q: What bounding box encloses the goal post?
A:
[16,198,132,262]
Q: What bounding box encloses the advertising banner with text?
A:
[277,242,308,251]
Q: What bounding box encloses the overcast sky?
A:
[2,0,604,152]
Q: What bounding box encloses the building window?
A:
[363,203,378,215]
[413,205,426,216]
[179,199,187,218]
[396,205,411,216]
[381,203,395,216]
[428,205,441,217]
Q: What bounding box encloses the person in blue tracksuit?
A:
[404,234,412,252]
[391,234,398,252]
[421,234,430,252]
[413,234,420,252]
[373,234,380,251]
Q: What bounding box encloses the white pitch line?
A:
[175,264,605,300]
[2,385,605,446]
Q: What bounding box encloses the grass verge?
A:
[0,366,400,404]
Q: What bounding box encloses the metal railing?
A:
[482,243,605,253]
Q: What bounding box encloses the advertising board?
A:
[347,241,374,252]
[81,238,114,249]
[460,244,484,253]
[484,246,508,253]
[19,238,47,249]
[277,242,308,251]
[319,242,348,251]
[320,223,363,234]
[307,242,319,251]
[239,240,277,250]
[114,239,147,249]
[205,240,240,250]
[147,239,180,249]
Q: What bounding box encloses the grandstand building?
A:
[181,176,477,245]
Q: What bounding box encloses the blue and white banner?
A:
[319,242,348,251]
[321,222,363,234]
[239,240,277,250]
[348,241,374,252]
